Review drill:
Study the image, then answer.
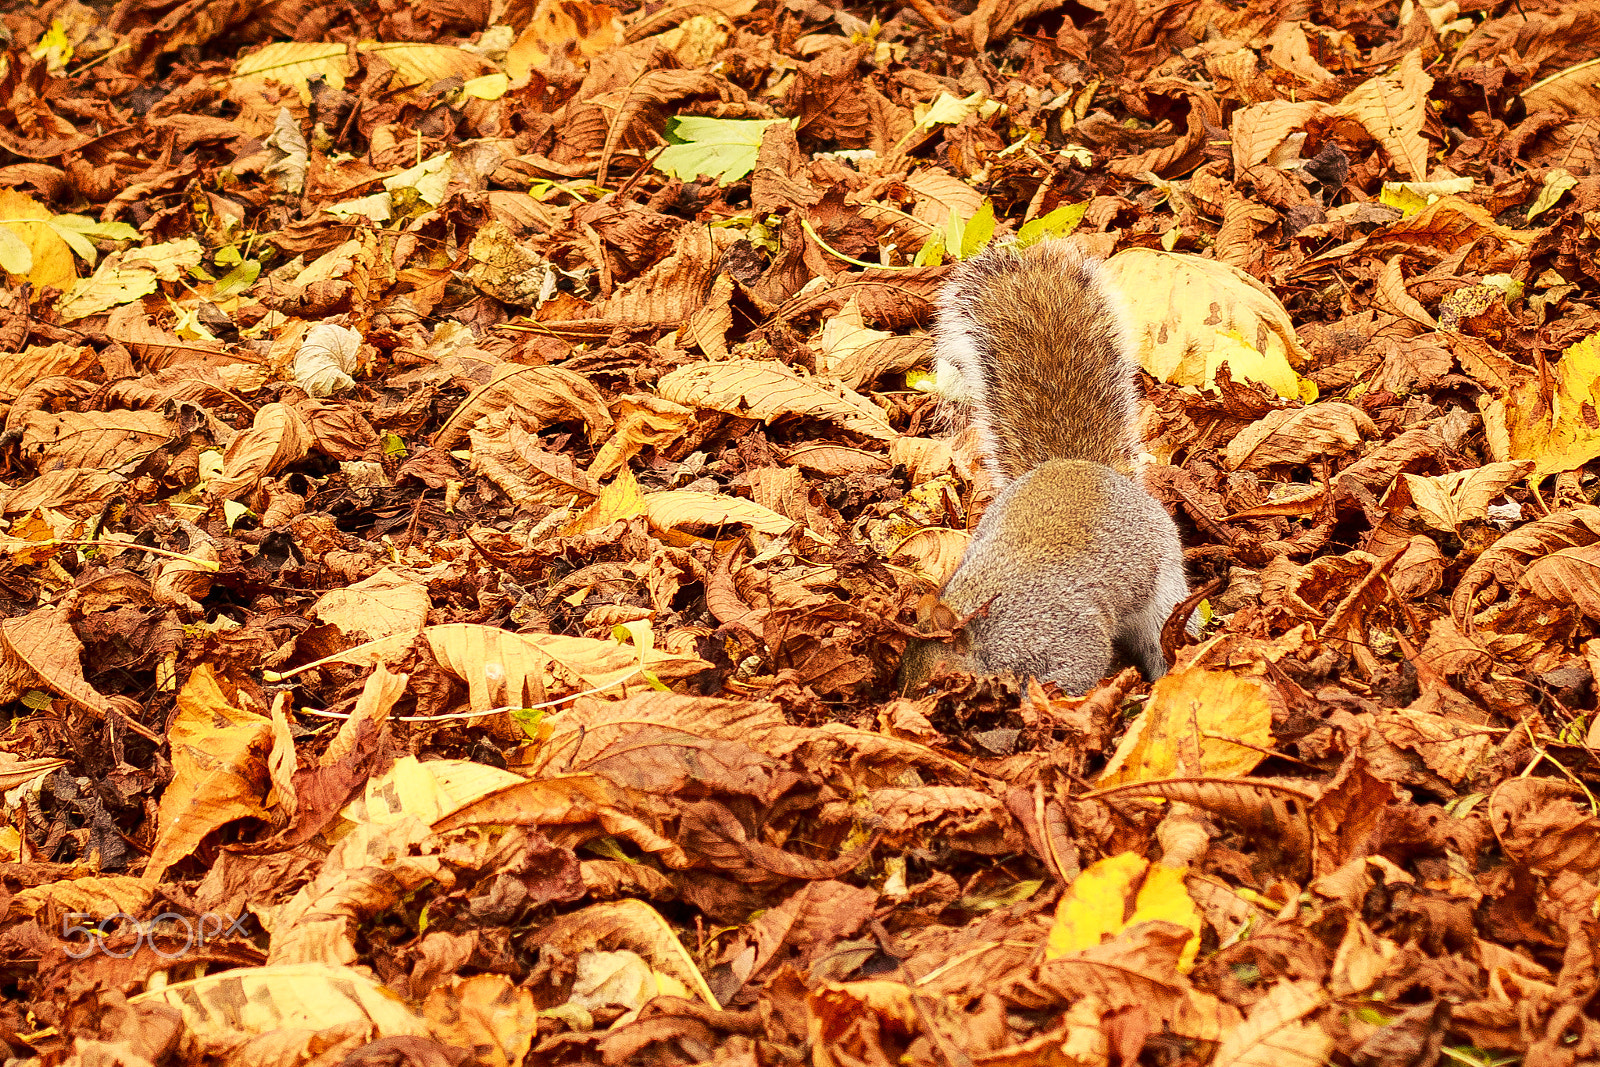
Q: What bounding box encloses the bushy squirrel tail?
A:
[933,241,1139,483]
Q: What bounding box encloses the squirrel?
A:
[899,240,1188,695]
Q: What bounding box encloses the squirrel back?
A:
[903,240,1188,694]
[934,241,1138,483]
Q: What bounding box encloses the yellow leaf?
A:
[567,466,648,536]
[1205,330,1309,401]
[1131,861,1202,973]
[0,189,76,290]
[1046,852,1146,958]
[1502,332,1600,478]
[1103,249,1312,386]
[1098,668,1275,788]
[462,72,509,100]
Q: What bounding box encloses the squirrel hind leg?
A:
[1117,560,1189,682]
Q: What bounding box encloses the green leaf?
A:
[958,200,996,260]
[1378,177,1472,218]
[508,704,545,740]
[47,222,98,266]
[1016,201,1088,247]
[212,259,260,300]
[914,232,945,267]
[0,226,33,276]
[654,117,791,183]
[49,215,141,243]
[46,215,141,268]
[1528,167,1577,221]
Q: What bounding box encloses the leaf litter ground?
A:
[0,0,1598,1064]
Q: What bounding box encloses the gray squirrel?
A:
[900,240,1188,694]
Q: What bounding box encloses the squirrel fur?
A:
[900,240,1188,695]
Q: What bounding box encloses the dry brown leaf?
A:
[1522,543,1600,621]
[144,664,274,883]
[1523,57,1600,117]
[1224,403,1376,470]
[274,622,710,701]
[470,411,605,512]
[1374,255,1436,327]
[130,963,428,1050]
[507,0,625,87]
[1336,49,1432,180]
[530,899,720,1008]
[590,394,694,481]
[14,408,172,472]
[656,359,896,440]
[1453,505,1600,623]
[208,401,312,502]
[435,363,612,451]
[1230,101,1326,174]
[1213,979,1332,1067]
[0,343,97,401]
[312,567,431,641]
[643,490,797,540]
[1401,461,1533,533]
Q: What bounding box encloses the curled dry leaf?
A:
[293,321,362,397]
[1453,505,1600,623]
[1522,543,1600,622]
[529,898,720,1008]
[893,527,970,587]
[208,401,312,501]
[1336,50,1432,181]
[589,394,694,481]
[471,412,605,512]
[1229,50,1432,180]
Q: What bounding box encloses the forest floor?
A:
[0,0,1597,1064]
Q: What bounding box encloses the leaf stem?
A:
[48,539,221,571]
[799,218,914,271]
